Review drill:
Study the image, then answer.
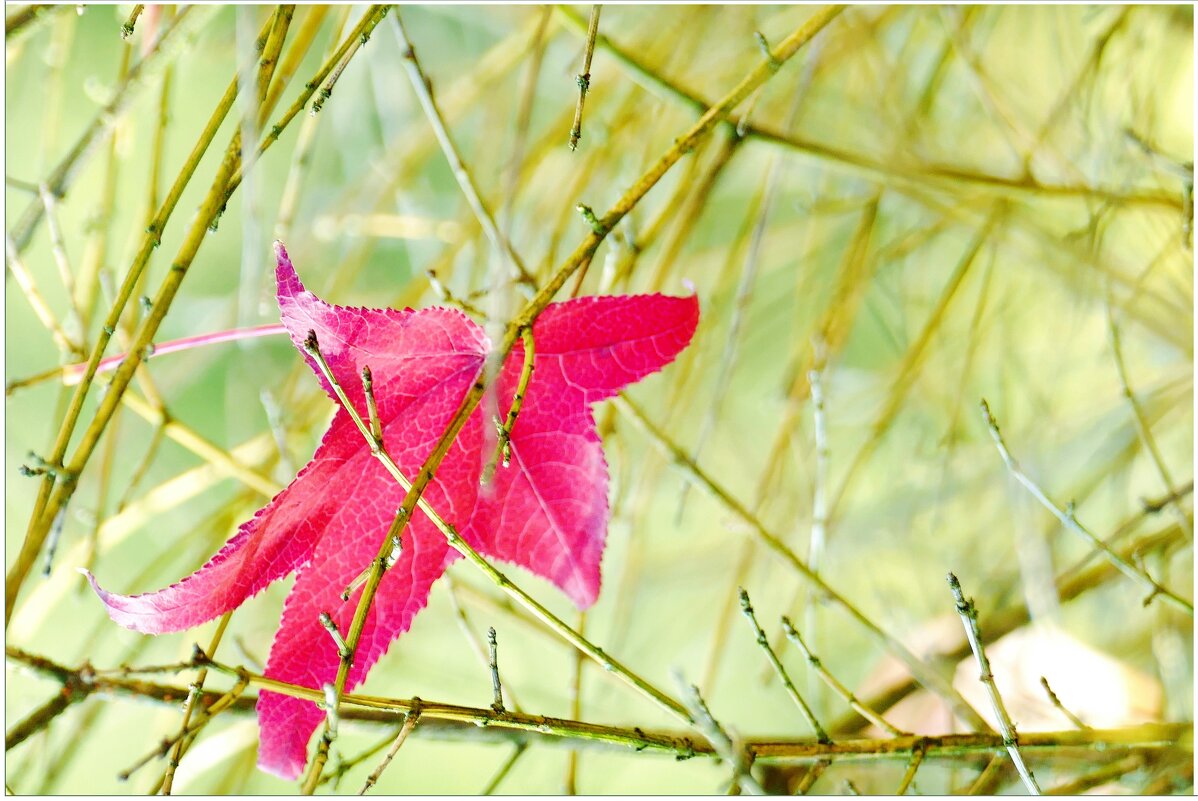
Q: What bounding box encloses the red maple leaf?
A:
[85,243,699,778]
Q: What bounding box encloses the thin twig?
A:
[1038,677,1088,730]
[487,628,505,713]
[120,4,144,39]
[616,394,991,732]
[482,743,528,795]
[675,676,765,795]
[444,577,524,713]
[979,399,1192,614]
[160,612,233,794]
[947,573,1041,795]
[390,10,537,289]
[1106,298,1192,542]
[481,326,535,485]
[8,645,1190,765]
[737,590,829,743]
[781,617,908,738]
[359,705,422,795]
[568,5,601,150]
[564,610,585,794]
[894,740,926,794]
[4,233,81,356]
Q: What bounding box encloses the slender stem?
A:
[359,706,421,795]
[36,183,84,341]
[444,577,524,713]
[5,693,78,752]
[568,5,601,151]
[738,590,829,743]
[8,5,214,254]
[1106,300,1192,542]
[160,612,233,794]
[1038,677,1088,730]
[223,6,392,205]
[947,573,1041,795]
[965,753,1006,795]
[4,233,81,356]
[979,399,1192,614]
[564,610,585,794]
[481,326,535,485]
[53,324,288,388]
[483,743,528,795]
[120,4,144,40]
[676,677,764,795]
[117,668,250,783]
[894,741,926,794]
[616,394,991,732]
[1047,754,1146,795]
[274,8,350,243]
[390,10,536,288]
[781,617,907,738]
[487,628,505,713]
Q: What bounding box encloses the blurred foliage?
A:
[4,3,1193,794]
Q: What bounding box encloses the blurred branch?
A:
[557,5,1182,212]
[979,399,1192,614]
[8,5,216,254]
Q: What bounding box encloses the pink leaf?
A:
[87,242,698,780]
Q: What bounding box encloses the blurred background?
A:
[5,4,1193,794]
